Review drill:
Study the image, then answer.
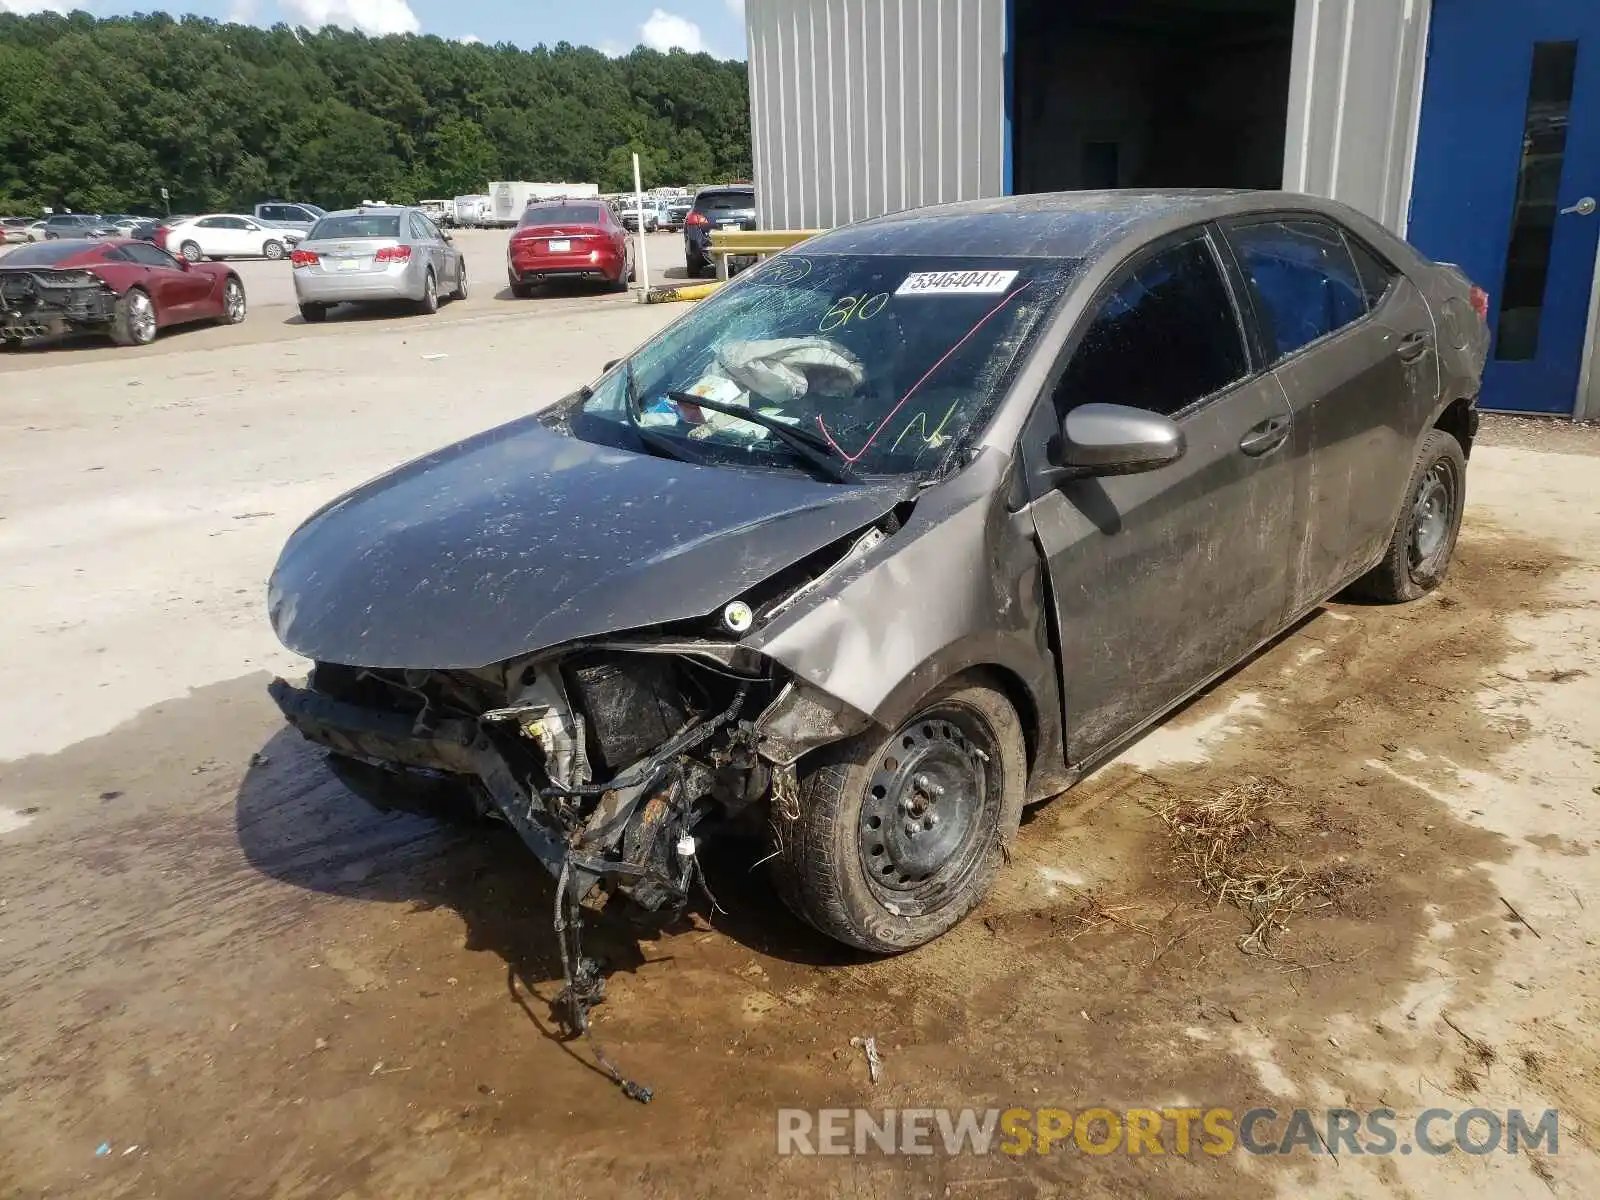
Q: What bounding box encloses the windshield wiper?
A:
[665,391,860,484]
[617,360,700,465]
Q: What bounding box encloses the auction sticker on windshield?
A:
[896,269,1019,296]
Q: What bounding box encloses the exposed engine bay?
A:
[0,267,118,342]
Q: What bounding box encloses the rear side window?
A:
[519,203,603,227]
[1055,237,1249,419]
[1344,234,1400,310]
[310,215,402,239]
[1228,219,1368,361]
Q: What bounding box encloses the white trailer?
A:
[452,195,491,227]
[488,181,601,226]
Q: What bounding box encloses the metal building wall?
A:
[744,0,1007,231]
[1284,0,1433,235]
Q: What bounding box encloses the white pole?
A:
[632,152,650,298]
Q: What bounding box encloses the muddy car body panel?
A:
[268,189,1488,967]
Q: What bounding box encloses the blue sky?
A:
[0,0,749,58]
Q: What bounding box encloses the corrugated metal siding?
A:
[1284,0,1432,234]
[746,0,1007,231]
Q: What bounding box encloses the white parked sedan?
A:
[156,214,303,263]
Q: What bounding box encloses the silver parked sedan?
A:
[290,206,466,322]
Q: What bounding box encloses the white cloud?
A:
[0,0,72,13]
[456,33,481,43]
[726,0,744,16]
[598,39,628,58]
[640,8,705,54]
[227,0,259,23]
[282,0,420,36]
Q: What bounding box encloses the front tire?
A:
[768,680,1025,953]
[1350,428,1467,603]
[110,287,158,346]
[179,241,203,263]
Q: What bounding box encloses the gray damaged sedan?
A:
[268,191,1486,971]
[290,206,466,322]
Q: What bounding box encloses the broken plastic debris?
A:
[122,1145,139,1156]
[850,1035,883,1084]
[421,353,448,361]
[95,1142,111,1157]
[676,835,697,857]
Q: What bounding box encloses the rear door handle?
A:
[1239,414,1291,457]
[1397,330,1433,362]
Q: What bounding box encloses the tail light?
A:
[1469,285,1490,323]
[290,249,319,268]
[374,245,412,264]
[685,212,710,227]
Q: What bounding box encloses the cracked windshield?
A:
[579,254,1079,477]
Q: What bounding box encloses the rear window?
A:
[520,203,605,227]
[309,215,402,240]
[2,241,100,266]
[695,191,755,214]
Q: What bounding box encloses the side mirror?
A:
[1055,403,1185,477]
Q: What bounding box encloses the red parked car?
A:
[506,200,635,298]
[0,238,246,347]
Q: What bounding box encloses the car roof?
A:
[319,206,415,217]
[801,189,1389,262]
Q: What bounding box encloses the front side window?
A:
[122,242,183,269]
[1228,219,1368,361]
[1055,237,1248,420]
[576,254,1080,478]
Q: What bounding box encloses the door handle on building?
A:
[1560,196,1597,217]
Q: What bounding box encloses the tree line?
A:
[0,12,753,216]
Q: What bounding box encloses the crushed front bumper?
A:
[267,677,570,876]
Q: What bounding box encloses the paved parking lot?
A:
[2,267,1599,1199]
[0,230,694,367]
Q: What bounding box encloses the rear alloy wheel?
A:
[450,258,468,301]
[298,303,327,324]
[179,241,203,263]
[1349,428,1467,603]
[417,269,439,315]
[110,287,158,346]
[262,240,285,261]
[767,680,1025,953]
[220,277,247,325]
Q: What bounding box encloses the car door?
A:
[407,213,440,280]
[419,213,455,283]
[1221,217,1440,613]
[124,242,213,319]
[1022,230,1298,762]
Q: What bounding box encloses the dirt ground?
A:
[2,301,1598,1199]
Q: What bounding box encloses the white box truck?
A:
[453,195,491,227]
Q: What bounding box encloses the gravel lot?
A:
[2,288,1598,1199]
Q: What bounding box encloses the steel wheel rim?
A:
[224,280,245,322]
[129,292,156,342]
[1410,461,1456,575]
[858,704,1001,914]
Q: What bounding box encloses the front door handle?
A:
[1397,330,1433,362]
[1239,414,1291,457]
[1561,196,1597,217]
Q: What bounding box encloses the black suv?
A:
[683,186,756,277]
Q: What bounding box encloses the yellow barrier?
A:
[644,281,726,304]
[708,228,821,280]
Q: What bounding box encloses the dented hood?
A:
[268,416,904,669]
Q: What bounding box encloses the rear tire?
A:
[1349,428,1467,603]
[219,276,247,325]
[767,679,1025,953]
[110,287,158,346]
[298,303,327,324]
[450,258,468,301]
[179,241,203,263]
[510,278,535,299]
[262,240,285,261]
[416,269,439,315]
[685,245,706,277]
